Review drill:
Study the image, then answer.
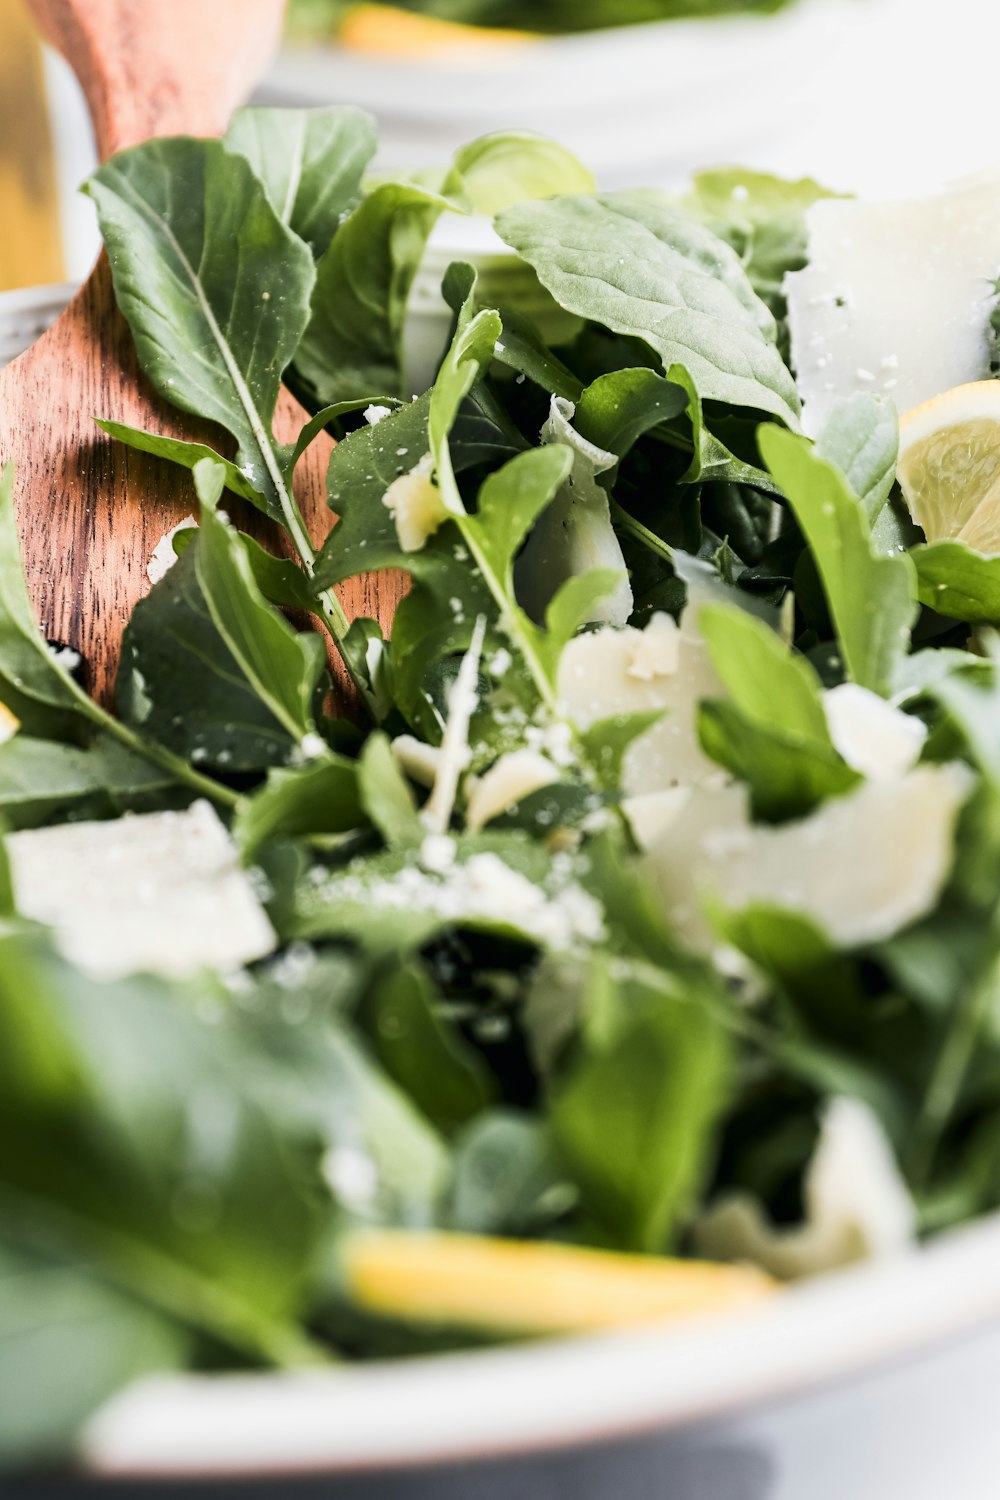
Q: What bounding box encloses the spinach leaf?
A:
[815,393,899,525]
[496,193,801,426]
[912,541,1000,624]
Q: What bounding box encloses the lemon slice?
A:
[343,1230,774,1336]
[337,5,535,57]
[898,381,1000,554]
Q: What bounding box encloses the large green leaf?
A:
[225,105,377,257]
[117,540,298,774]
[760,427,917,695]
[86,139,315,533]
[496,193,801,425]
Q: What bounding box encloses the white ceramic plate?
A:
[79,1211,1000,1488]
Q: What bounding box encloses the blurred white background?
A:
[8,0,1000,289]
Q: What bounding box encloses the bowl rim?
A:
[81,1209,1000,1480]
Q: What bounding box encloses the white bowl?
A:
[6,280,1000,1498]
[259,0,858,188]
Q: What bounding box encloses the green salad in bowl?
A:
[5,114,1000,1472]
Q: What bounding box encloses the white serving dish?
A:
[6,280,1000,1500]
[259,0,859,189]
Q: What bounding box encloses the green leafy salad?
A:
[5,112,1000,1470]
[287,0,797,41]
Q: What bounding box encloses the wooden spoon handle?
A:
[25,0,286,158]
[0,0,356,711]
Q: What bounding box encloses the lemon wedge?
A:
[337,5,535,57]
[898,381,1000,554]
[343,1230,774,1336]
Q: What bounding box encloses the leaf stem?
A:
[906,942,1000,1187]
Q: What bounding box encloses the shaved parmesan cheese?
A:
[0,702,18,743]
[823,683,927,781]
[557,607,723,796]
[643,763,971,953]
[787,178,1000,433]
[382,453,448,552]
[147,516,197,585]
[514,396,633,628]
[392,734,441,788]
[8,801,275,981]
[422,618,485,835]
[465,750,560,832]
[695,1097,916,1280]
[621,786,691,851]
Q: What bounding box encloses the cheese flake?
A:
[7,801,276,981]
[787,179,1000,434]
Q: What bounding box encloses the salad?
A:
[4,114,1000,1471]
[286,0,800,44]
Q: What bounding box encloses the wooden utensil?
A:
[0,0,397,706]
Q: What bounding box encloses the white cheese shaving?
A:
[643,763,972,953]
[787,178,1000,434]
[694,1097,916,1280]
[621,786,691,851]
[465,750,560,832]
[514,396,633,628]
[382,452,447,553]
[146,516,197,585]
[823,683,927,781]
[7,801,276,981]
[422,618,485,835]
[557,606,723,796]
[391,734,441,789]
[363,404,392,426]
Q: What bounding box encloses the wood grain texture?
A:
[0,0,405,707]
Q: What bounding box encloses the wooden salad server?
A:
[0,0,389,706]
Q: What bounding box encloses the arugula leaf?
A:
[696,601,859,819]
[443,131,595,216]
[496,193,801,425]
[572,367,688,461]
[698,602,830,742]
[294,182,451,406]
[363,964,494,1135]
[233,757,362,859]
[225,105,377,257]
[551,966,730,1252]
[912,540,1000,624]
[0,736,177,830]
[117,541,299,774]
[358,731,424,848]
[446,1111,572,1237]
[86,139,315,552]
[194,461,327,744]
[815,393,899,524]
[0,1245,188,1469]
[760,427,917,695]
[682,167,842,350]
